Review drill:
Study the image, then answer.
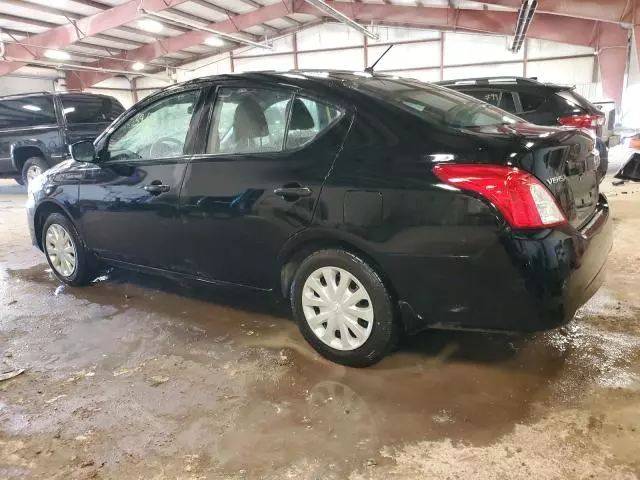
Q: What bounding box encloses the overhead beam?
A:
[473,0,637,25]
[295,2,626,48]
[66,1,303,89]
[0,0,191,77]
[185,0,281,35]
[66,1,630,104]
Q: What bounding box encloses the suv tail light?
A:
[558,113,605,131]
[433,164,567,229]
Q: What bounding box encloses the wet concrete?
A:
[1,178,640,479]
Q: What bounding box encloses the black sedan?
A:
[26,71,612,367]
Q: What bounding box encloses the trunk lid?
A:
[467,122,600,229]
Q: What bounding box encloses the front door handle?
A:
[144,183,170,195]
[273,185,312,199]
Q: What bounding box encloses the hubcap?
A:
[301,267,374,351]
[26,165,43,183]
[44,224,77,278]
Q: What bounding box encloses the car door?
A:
[179,84,351,289]
[77,87,204,270]
[0,95,61,174]
[59,94,125,146]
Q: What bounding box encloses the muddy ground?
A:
[1,177,639,480]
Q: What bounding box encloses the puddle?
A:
[2,263,640,477]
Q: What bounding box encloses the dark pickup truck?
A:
[0,91,124,185]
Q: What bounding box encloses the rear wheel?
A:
[290,249,398,367]
[14,177,25,186]
[42,213,95,286]
[21,157,48,186]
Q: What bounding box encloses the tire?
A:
[42,213,95,286]
[290,249,398,367]
[14,177,25,186]
[21,157,48,186]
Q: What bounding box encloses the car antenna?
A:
[364,44,394,74]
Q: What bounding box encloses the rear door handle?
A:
[143,183,170,194]
[273,185,312,198]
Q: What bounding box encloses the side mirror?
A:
[615,154,640,182]
[70,140,97,163]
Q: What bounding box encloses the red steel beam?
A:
[311,3,628,105]
[295,2,614,47]
[596,22,629,107]
[67,1,629,104]
[0,0,191,77]
[473,0,638,25]
[67,1,302,89]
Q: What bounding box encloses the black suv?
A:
[0,91,125,185]
[436,77,609,179]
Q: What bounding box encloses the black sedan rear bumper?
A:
[393,194,613,334]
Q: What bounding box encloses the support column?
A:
[523,39,529,77]
[596,22,629,109]
[131,77,138,104]
[439,31,444,81]
[293,32,299,70]
[363,34,368,70]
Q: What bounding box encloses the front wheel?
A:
[42,213,95,286]
[290,249,398,367]
[21,157,48,186]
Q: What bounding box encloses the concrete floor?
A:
[1,176,639,480]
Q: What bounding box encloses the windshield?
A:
[349,76,523,128]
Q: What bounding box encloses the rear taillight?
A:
[433,164,567,229]
[558,114,605,130]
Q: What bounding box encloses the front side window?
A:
[0,96,57,129]
[207,88,292,154]
[62,95,125,124]
[107,90,199,162]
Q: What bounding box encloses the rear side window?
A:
[461,90,501,106]
[458,90,516,114]
[518,92,546,112]
[61,95,125,124]
[0,96,57,129]
[207,88,293,155]
[284,96,343,149]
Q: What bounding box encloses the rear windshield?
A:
[348,76,522,128]
[0,96,57,129]
[553,89,595,116]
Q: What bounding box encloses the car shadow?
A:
[98,266,539,367]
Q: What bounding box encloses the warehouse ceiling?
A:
[0,0,636,88]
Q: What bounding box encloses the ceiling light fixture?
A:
[44,49,71,61]
[138,18,164,33]
[205,36,225,47]
[131,62,146,71]
[140,9,272,50]
[302,0,378,40]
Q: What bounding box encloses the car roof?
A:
[0,91,119,101]
[435,76,572,91]
[179,70,423,95]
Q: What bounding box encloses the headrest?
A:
[233,97,268,140]
[289,98,314,130]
